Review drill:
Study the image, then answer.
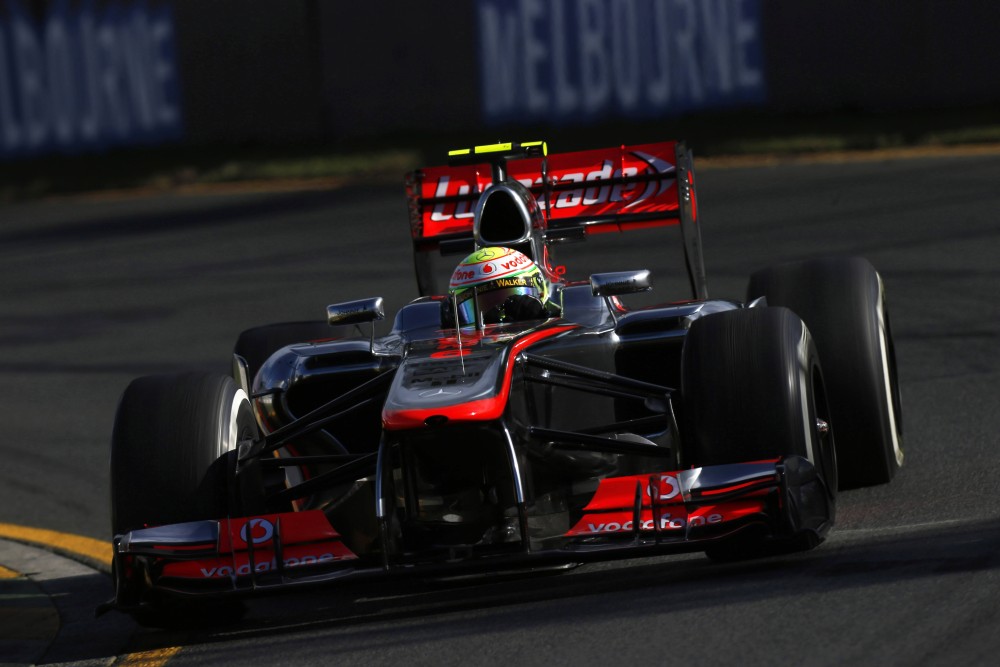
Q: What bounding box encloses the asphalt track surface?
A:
[1,151,999,665]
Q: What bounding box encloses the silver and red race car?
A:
[106,141,902,625]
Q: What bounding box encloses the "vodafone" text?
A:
[586,513,723,533]
[199,553,338,579]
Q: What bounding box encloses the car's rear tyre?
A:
[232,320,350,499]
[234,320,334,385]
[110,372,256,626]
[681,307,836,560]
[747,256,903,488]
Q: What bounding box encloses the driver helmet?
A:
[448,247,552,325]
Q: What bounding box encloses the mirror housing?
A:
[326,297,385,326]
[590,270,652,297]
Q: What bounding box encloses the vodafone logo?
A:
[649,474,681,501]
[240,518,274,545]
[483,262,496,274]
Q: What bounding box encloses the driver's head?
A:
[448,247,552,326]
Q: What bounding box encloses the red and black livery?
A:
[106,141,902,624]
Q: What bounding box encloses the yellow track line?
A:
[0,523,111,570]
[116,647,183,666]
[0,524,183,666]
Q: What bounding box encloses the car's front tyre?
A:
[110,372,255,626]
[681,307,836,560]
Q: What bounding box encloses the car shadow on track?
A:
[38,571,136,664]
[117,516,1000,654]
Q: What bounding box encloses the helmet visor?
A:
[454,279,541,325]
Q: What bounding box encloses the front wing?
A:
[111,456,830,606]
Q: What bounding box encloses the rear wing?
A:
[405,141,706,299]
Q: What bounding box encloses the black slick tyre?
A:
[111,372,256,535]
[747,257,903,488]
[234,321,334,385]
[110,372,256,626]
[681,307,836,559]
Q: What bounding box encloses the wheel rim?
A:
[876,276,904,467]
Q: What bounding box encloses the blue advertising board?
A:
[0,0,183,159]
[477,0,766,124]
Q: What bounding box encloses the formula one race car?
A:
[106,140,903,625]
